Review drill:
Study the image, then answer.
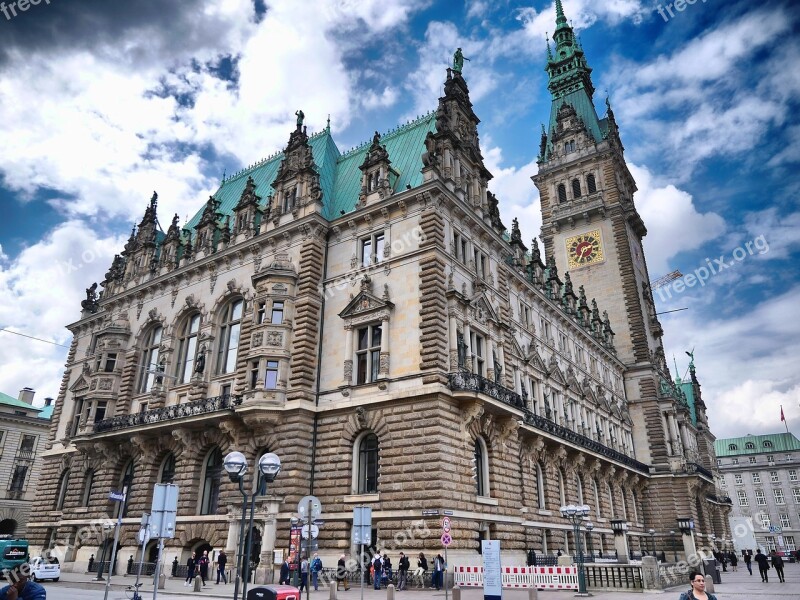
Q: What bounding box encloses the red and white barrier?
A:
[452,565,579,591]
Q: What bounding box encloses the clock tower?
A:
[533,1,717,521]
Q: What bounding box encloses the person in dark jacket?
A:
[279,558,291,585]
[770,551,785,583]
[372,554,383,590]
[432,554,445,591]
[336,554,349,590]
[678,571,717,600]
[0,566,47,600]
[397,552,410,591]
[415,553,428,588]
[198,550,210,586]
[754,549,770,582]
[743,551,752,575]
[185,552,197,586]
[216,550,228,584]
[728,551,737,572]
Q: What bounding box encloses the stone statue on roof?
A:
[453,48,470,73]
[295,109,305,128]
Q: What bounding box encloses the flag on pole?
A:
[781,406,786,422]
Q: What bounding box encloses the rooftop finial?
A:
[546,32,553,60]
[555,0,567,26]
[221,168,226,184]
[326,114,331,131]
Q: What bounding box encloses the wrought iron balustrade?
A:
[584,564,643,590]
[448,372,650,474]
[94,394,242,433]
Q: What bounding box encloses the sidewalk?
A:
[53,563,800,598]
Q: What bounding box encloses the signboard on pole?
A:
[289,524,302,570]
[482,540,502,600]
[149,484,179,539]
[352,506,372,545]
[109,491,126,502]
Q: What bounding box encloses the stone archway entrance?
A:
[0,519,17,536]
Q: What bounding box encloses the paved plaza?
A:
[26,562,800,599]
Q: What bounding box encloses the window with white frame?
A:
[765,536,776,552]
[470,331,485,376]
[774,488,786,505]
[732,458,739,465]
[735,474,743,484]
[761,513,771,528]
[265,360,279,389]
[737,490,748,506]
[473,247,487,279]
[474,437,490,497]
[200,447,223,515]
[770,471,779,483]
[537,463,547,508]
[719,477,727,488]
[755,489,767,505]
[752,473,761,484]
[216,299,243,375]
[785,536,797,551]
[137,326,163,393]
[175,313,201,384]
[270,301,284,325]
[355,432,379,494]
[780,514,790,528]
[790,470,798,482]
[793,488,800,504]
[749,457,757,464]
[356,324,382,384]
[453,230,467,263]
[767,455,775,465]
[361,232,385,267]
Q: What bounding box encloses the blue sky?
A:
[0,0,798,438]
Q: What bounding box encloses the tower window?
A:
[572,179,581,198]
[557,184,567,203]
[587,174,597,194]
[565,140,576,153]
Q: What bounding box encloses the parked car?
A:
[29,556,60,582]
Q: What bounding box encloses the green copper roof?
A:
[677,378,697,427]
[185,112,436,230]
[0,391,42,414]
[714,433,800,457]
[548,91,606,145]
[38,402,54,420]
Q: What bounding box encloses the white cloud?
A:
[484,144,542,241]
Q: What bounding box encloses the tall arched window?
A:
[632,490,640,523]
[474,437,489,497]
[356,433,379,494]
[115,460,135,518]
[558,469,566,506]
[54,470,70,510]
[175,313,201,384]
[593,478,601,517]
[81,469,95,507]
[620,487,628,519]
[576,475,584,505]
[557,184,567,203]
[607,483,615,518]
[536,462,546,508]
[200,448,223,515]
[572,178,581,198]
[216,299,243,374]
[587,174,597,194]
[137,326,163,393]
[159,453,176,484]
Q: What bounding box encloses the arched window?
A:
[763,440,773,448]
[200,448,223,515]
[572,178,581,198]
[54,470,70,510]
[632,490,640,523]
[356,433,379,494]
[175,313,201,384]
[558,469,566,506]
[115,460,135,518]
[620,488,628,519]
[474,437,489,497]
[557,184,567,203]
[81,469,95,507]
[575,475,584,505]
[536,462,546,508]
[216,299,243,374]
[728,444,738,451]
[745,442,755,449]
[159,453,176,484]
[587,174,597,194]
[137,326,163,393]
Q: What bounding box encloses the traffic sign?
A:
[441,517,451,533]
[352,506,372,545]
[298,495,323,521]
[422,509,440,516]
[441,533,452,547]
[301,524,320,540]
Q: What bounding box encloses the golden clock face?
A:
[566,230,604,269]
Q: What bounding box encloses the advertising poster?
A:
[481,540,502,600]
[288,525,302,570]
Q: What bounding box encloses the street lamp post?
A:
[585,522,594,562]
[95,523,114,581]
[560,503,590,596]
[224,451,282,600]
[669,530,678,562]
[648,529,656,557]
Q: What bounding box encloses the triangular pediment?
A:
[510,336,526,360]
[547,355,567,386]
[582,382,597,405]
[339,290,394,319]
[69,374,91,393]
[565,365,580,390]
[470,294,499,325]
[525,343,547,372]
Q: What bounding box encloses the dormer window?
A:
[565,140,576,153]
[764,440,774,448]
[368,171,380,192]
[360,232,385,267]
[283,186,297,212]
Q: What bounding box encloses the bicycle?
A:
[125,582,144,600]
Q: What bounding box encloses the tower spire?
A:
[555,0,567,28]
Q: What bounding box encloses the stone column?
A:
[379,316,390,377]
[613,529,630,564]
[513,367,521,395]
[487,338,495,381]
[449,315,459,371]
[343,325,353,385]
[497,343,506,386]
[463,322,472,373]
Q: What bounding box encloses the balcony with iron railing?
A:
[93,394,242,434]
[448,371,650,475]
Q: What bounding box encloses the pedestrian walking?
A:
[336,554,350,591]
[743,551,752,575]
[415,553,428,588]
[198,550,210,586]
[770,551,785,583]
[397,552,410,591]
[382,554,392,587]
[679,570,717,600]
[280,558,291,585]
[300,555,309,592]
[432,554,445,590]
[311,552,323,591]
[372,554,383,590]
[184,552,197,587]
[216,550,228,584]
[728,551,737,572]
[754,549,770,582]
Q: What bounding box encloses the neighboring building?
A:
[30,1,729,576]
[0,388,53,538]
[715,432,800,553]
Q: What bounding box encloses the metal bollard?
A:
[452,585,461,600]
[704,574,715,593]
[330,582,338,600]
[386,583,395,600]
